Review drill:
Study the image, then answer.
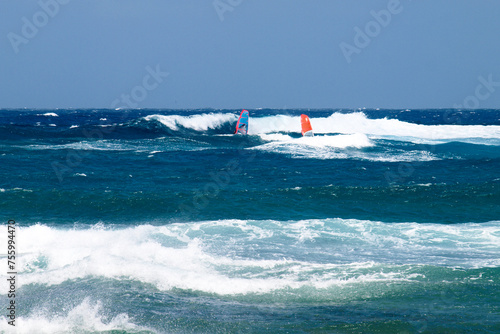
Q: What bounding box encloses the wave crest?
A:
[13,220,500,298]
[144,113,237,133]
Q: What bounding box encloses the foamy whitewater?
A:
[1,109,499,333]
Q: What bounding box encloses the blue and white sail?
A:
[234,109,249,135]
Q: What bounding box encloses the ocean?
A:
[0,108,499,333]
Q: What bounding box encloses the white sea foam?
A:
[39,112,58,117]
[250,112,500,142]
[20,138,214,153]
[299,133,373,149]
[251,133,439,162]
[3,219,498,300]
[258,133,293,141]
[145,113,237,131]
[24,141,136,152]
[0,187,33,192]
[258,133,373,148]
[0,298,149,334]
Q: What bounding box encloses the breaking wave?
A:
[7,219,499,294]
[140,112,500,144]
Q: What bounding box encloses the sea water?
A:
[0,109,499,333]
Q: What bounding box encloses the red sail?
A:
[301,114,313,136]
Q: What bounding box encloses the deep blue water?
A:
[1,109,499,333]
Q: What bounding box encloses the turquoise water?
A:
[1,109,499,333]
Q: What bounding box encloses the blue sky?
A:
[1,0,500,109]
